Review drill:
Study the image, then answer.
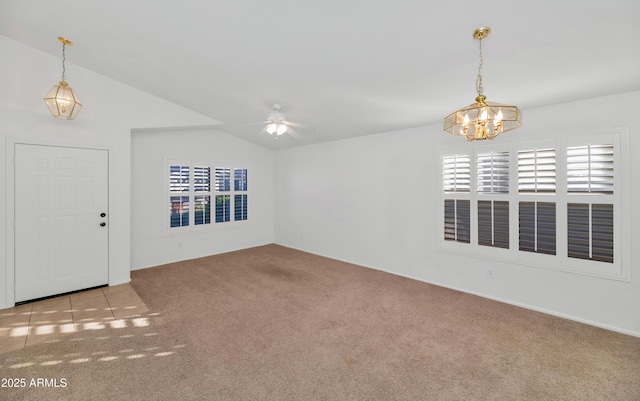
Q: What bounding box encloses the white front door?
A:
[14,144,109,303]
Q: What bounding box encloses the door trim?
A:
[5,139,111,308]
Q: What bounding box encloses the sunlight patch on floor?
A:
[0,284,150,354]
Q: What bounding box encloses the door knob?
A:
[100,222,106,227]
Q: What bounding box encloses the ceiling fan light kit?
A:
[265,104,288,136]
[443,27,522,141]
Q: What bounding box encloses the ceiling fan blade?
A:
[286,127,300,139]
[285,121,315,131]
[238,121,269,127]
[257,126,270,136]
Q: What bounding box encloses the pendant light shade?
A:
[44,37,82,120]
[44,80,82,120]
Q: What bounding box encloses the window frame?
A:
[438,129,629,281]
[165,159,250,236]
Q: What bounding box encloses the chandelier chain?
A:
[475,38,484,96]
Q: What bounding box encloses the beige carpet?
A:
[1,244,639,400]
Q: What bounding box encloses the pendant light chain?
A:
[61,41,67,82]
[475,38,484,97]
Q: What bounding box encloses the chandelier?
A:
[44,37,82,120]
[444,27,521,141]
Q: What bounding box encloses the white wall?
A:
[275,90,640,336]
[130,128,274,269]
[4,33,638,337]
[0,36,219,309]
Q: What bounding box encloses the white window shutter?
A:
[443,154,471,193]
[567,144,614,194]
[477,152,509,194]
[518,148,556,193]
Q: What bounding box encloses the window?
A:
[518,148,556,193]
[566,144,614,264]
[443,154,471,192]
[567,203,613,263]
[517,148,556,255]
[444,199,470,243]
[439,130,626,280]
[477,152,509,194]
[194,166,211,192]
[234,168,248,221]
[169,165,190,228]
[215,195,230,223]
[477,152,509,249]
[443,155,470,244]
[194,196,211,225]
[518,202,556,255]
[170,196,189,228]
[567,144,614,194]
[168,161,248,232]
[478,200,509,249]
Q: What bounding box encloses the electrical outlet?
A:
[487,268,494,279]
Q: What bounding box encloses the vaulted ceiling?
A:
[2,1,639,149]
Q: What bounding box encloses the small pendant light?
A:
[44,36,82,120]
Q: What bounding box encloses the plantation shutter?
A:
[169,165,190,228]
[567,144,614,194]
[444,199,456,241]
[456,200,470,243]
[444,199,470,243]
[215,168,231,192]
[478,201,509,248]
[536,202,556,254]
[518,149,556,193]
[234,168,248,191]
[170,196,189,228]
[443,154,470,244]
[234,194,248,221]
[194,196,211,225]
[194,166,211,192]
[443,155,471,192]
[169,165,189,192]
[568,203,613,263]
[519,202,556,255]
[592,204,614,262]
[477,152,509,193]
[215,195,231,223]
[232,168,248,221]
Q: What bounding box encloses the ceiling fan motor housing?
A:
[268,111,286,123]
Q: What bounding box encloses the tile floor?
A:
[0,284,149,354]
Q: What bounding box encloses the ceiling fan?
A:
[248,104,314,138]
